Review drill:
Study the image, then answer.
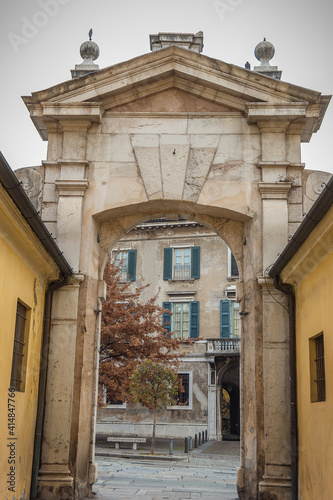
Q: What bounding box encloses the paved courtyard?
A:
[87,440,239,499]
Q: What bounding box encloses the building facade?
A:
[97,219,241,440]
[270,176,333,499]
[0,153,72,500]
[18,32,331,499]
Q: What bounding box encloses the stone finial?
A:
[71,29,100,79]
[149,32,204,53]
[253,38,282,80]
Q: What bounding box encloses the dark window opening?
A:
[11,302,28,392]
[230,253,239,277]
[177,373,190,406]
[315,334,326,402]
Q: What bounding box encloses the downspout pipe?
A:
[30,277,70,499]
[273,275,297,500]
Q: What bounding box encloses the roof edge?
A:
[0,152,72,277]
[269,174,333,277]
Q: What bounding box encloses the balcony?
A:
[206,338,240,354]
[173,263,191,280]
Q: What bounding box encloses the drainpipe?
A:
[273,276,297,500]
[30,277,69,499]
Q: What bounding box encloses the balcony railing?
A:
[206,338,240,354]
[173,263,191,280]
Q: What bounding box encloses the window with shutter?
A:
[190,301,199,338]
[191,246,200,279]
[128,249,137,281]
[220,300,231,338]
[163,248,173,280]
[162,302,172,335]
[113,249,137,282]
[164,246,200,280]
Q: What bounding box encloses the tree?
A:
[130,360,179,454]
[99,260,182,405]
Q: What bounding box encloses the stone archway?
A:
[21,41,329,499]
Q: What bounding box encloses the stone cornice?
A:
[246,102,308,124]
[23,46,329,142]
[258,182,292,199]
[258,162,290,170]
[57,160,89,168]
[55,179,89,197]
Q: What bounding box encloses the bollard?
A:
[194,434,198,448]
[202,431,204,444]
[189,436,193,452]
[205,430,208,442]
[169,437,173,455]
[184,437,188,453]
[198,432,201,446]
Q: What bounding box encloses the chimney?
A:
[149,32,203,53]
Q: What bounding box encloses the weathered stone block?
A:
[288,203,303,223]
[42,202,58,222]
[161,143,189,199]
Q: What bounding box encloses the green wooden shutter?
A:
[162,302,172,335]
[220,300,231,338]
[190,301,199,338]
[191,246,200,279]
[128,249,137,281]
[163,248,173,280]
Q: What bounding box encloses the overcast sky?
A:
[1,0,332,174]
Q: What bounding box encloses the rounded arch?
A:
[95,200,249,280]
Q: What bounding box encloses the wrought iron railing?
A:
[173,263,191,280]
[206,338,240,353]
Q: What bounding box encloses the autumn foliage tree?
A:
[130,360,179,454]
[99,260,182,405]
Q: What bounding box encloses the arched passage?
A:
[95,213,244,442]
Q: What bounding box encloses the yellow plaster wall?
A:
[295,249,333,499]
[0,236,46,500]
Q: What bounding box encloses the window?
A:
[228,248,239,278]
[163,247,200,280]
[113,249,137,282]
[309,333,326,403]
[220,300,240,338]
[174,248,191,279]
[102,386,126,408]
[177,373,190,405]
[163,301,199,339]
[169,371,193,409]
[10,301,29,392]
[173,302,190,338]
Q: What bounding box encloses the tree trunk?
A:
[151,405,157,454]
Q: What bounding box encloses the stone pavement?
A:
[86,439,240,499]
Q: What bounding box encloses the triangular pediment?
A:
[23,45,329,140]
[109,87,235,113]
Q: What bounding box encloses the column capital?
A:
[55,179,89,197]
[246,102,307,125]
[258,182,292,199]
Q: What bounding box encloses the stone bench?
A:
[107,437,147,450]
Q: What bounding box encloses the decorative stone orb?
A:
[254,39,275,66]
[80,40,100,61]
